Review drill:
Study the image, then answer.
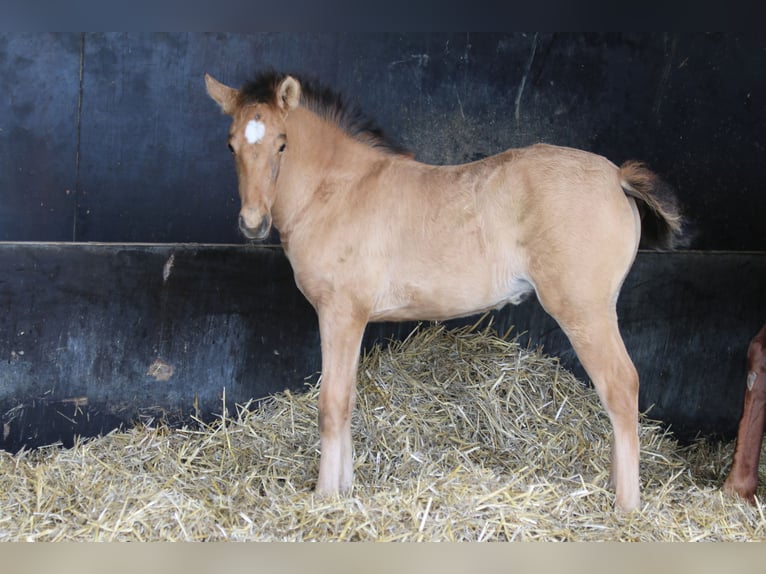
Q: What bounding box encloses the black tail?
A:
[619,161,685,249]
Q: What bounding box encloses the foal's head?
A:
[205,73,300,240]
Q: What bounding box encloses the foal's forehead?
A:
[231,104,280,144]
[235,103,280,124]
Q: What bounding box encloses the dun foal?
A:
[205,70,683,511]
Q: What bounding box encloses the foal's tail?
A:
[619,161,685,249]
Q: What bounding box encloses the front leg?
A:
[315,304,367,496]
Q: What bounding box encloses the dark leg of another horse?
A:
[315,307,366,496]
[554,310,641,511]
[724,371,766,503]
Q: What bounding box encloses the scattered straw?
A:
[1,323,763,541]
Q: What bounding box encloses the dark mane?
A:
[239,70,408,156]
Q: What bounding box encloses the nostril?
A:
[257,214,272,237]
[238,214,246,230]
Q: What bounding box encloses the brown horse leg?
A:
[314,307,367,496]
[555,311,641,511]
[724,371,766,503]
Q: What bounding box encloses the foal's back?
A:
[361,143,639,323]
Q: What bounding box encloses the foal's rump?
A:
[506,144,683,258]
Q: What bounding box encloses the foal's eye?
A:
[278,142,287,154]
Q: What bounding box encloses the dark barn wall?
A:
[1,245,764,451]
[0,33,81,242]
[1,32,765,249]
[1,33,765,450]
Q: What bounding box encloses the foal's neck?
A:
[272,107,387,236]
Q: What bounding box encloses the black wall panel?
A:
[0,33,81,241]
[1,245,763,451]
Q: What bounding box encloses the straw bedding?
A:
[1,323,764,541]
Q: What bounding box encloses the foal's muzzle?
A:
[239,213,272,241]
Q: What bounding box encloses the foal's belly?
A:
[368,273,535,323]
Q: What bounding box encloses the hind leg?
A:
[544,305,641,511]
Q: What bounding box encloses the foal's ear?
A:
[277,76,301,111]
[205,74,239,115]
